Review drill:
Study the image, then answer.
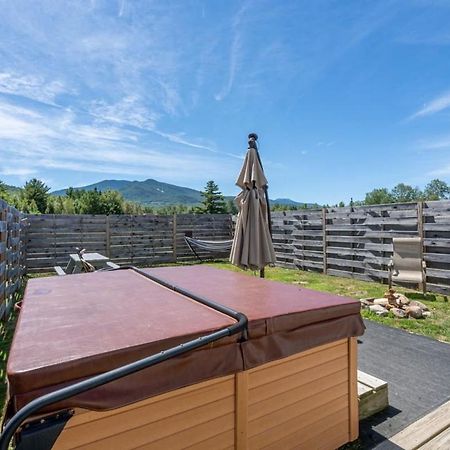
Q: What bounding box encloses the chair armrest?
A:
[388,259,394,269]
[106,261,120,269]
[54,266,66,276]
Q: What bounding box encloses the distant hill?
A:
[5,184,21,194]
[52,178,309,207]
[272,198,319,208]
[52,179,203,206]
[0,183,21,197]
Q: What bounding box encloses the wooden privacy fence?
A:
[272,200,450,295]
[0,199,27,320]
[26,213,233,272]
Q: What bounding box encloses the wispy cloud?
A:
[0,99,239,185]
[0,167,37,177]
[214,2,249,101]
[118,0,126,17]
[418,136,450,150]
[429,164,450,177]
[409,91,450,120]
[0,71,69,105]
[89,96,159,130]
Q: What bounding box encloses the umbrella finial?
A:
[248,133,258,149]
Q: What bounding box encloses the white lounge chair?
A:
[388,237,426,293]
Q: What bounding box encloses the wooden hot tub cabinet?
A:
[51,338,358,450]
[5,266,363,450]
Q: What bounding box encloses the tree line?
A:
[1,178,449,215]
[0,178,236,215]
[271,179,450,210]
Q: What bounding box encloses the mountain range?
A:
[51,179,310,207]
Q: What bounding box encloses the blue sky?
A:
[1,0,450,204]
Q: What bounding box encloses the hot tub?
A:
[3,266,364,449]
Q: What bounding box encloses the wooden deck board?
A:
[388,399,450,450]
[419,426,450,450]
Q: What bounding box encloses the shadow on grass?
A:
[407,292,440,302]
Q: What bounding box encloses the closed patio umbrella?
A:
[230,133,276,277]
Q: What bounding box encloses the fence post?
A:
[417,201,424,243]
[417,201,425,291]
[173,213,177,262]
[322,208,327,274]
[20,216,28,279]
[106,215,111,258]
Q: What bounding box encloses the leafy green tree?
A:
[391,183,422,203]
[423,179,449,201]
[197,181,227,214]
[75,189,103,214]
[364,188,394,205]
[100,190,125,215]
[0,180,10,202]
[21,178,50,213]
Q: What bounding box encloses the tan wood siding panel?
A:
[262,412,349,450]
[51,341,355,450]
[53,376,235,450]
[183,430,235,450]
[247,339,351,449]
[348,337,359,441]
[249,368,348,421]
[77,412,235,450]
[66,376,234,428]
[248,395,348,449]
[248,339,347,389]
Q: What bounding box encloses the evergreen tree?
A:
[198,180,227,214]
[21,178,50,213]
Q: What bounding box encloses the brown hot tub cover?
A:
[7,266,364,414]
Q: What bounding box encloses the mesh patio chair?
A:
[388,237,426,294]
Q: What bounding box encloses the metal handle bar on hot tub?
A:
[0,266,248,450]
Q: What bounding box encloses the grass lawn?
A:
[0,310,18,418]
[209,262,450,343]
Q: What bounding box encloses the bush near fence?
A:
[272,200,450,296]
[0,199,27,320]
[26,213,233,272]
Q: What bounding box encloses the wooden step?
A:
[357,370,389,420]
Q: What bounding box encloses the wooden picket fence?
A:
[26,213,233,272]
[0,199,27,320]
[272,200,450,295]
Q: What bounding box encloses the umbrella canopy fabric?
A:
[230,145,276,270]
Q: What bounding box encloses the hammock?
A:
[184,235,233,261]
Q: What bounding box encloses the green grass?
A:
[208,262,450,343]
[0,310,19,418]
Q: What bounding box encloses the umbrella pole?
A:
[248,133,272,279]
